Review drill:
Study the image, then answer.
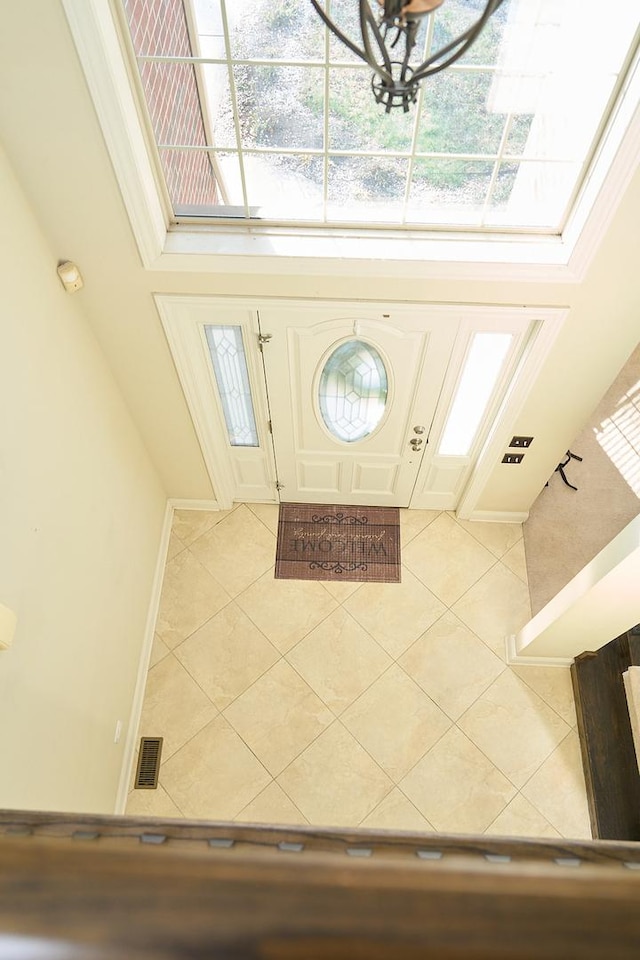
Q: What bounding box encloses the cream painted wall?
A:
[476,165,640,513]
[1,0,639,514]
[0,0,215,502]
[0,147,167,813]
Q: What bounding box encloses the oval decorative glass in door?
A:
[318,340,388,442]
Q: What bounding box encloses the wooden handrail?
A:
[2,807,640,865]
[2,809,640,958]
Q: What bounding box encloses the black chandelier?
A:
[310,0,506,112]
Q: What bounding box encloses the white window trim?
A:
[63,0,640,283]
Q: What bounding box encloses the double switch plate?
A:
[502,436,534,464]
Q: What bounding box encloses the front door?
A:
[259,304,458,507]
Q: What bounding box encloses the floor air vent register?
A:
[134,737,163,789]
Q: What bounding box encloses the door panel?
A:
[259,306,458,506]
[353,462,399,496]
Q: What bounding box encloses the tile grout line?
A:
[404,515,530,618]
[283,605,396,697]
[452,672,572,796]
[397,604,507,675]
[171,502,241,549]
[481,789,560,839]
[245,502,280,538]
[454,514,532,605]
[361,789,436,833]
[147,507,577,835]
[277,637,456,807]
[149,510,391,813]
[159,636,533,816]
[159,710,277,820]
[160,545,237,644]
[173,602,283,715]
[515,724,576,797]
[509,663,577,729]
[221,685,335,781]
[188,504,278,598]
[171,578,534,823]
[447,512,524,559]
[233,779,310,827]
[281,602,417,732]
[238,589,340,660]
[272,715,397,830]
[458,721,565,799]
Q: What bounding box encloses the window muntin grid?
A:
[121,0,640,233]
[205,325,259,447]
[318,340,388,443]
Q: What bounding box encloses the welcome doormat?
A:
[275,503,401,583]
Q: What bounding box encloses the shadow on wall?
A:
[524,343,640,615]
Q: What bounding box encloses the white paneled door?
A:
[258,305,458,507]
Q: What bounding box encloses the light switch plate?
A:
[510,436,534,448]
[502,453,524,464]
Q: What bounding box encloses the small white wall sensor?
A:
[57,260,84,293]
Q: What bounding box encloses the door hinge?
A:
[275,481,285,491]
[258,333,272,351]
[268,420,273,434]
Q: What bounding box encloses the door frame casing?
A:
[156,294,568,513]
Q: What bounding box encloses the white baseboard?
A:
[464,510,530,524]
[114,499,174,814]
[505,634,574,667]
[168,498,221,511]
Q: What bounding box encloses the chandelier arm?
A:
[411,0,506,82]
[308,0,369,64]
[411,41,479,81]
[400,19,419,83]
[412,29,482,80]
[416,0,505,70]
[359,0,394,80]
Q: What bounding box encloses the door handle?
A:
[409,438,423,450]
[413,425,425,434]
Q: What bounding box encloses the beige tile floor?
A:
[126,504,591,839]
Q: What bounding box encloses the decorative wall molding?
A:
[563,52,640,282]
[465,510,530,524]
[61,0,168,267]
[168,498,222,511]
[505,634,574,668]
[114,500,173,815]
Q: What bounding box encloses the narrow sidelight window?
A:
[439,332,513,456]
[205,325,259,447]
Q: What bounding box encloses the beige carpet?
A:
[524,343,640,615]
